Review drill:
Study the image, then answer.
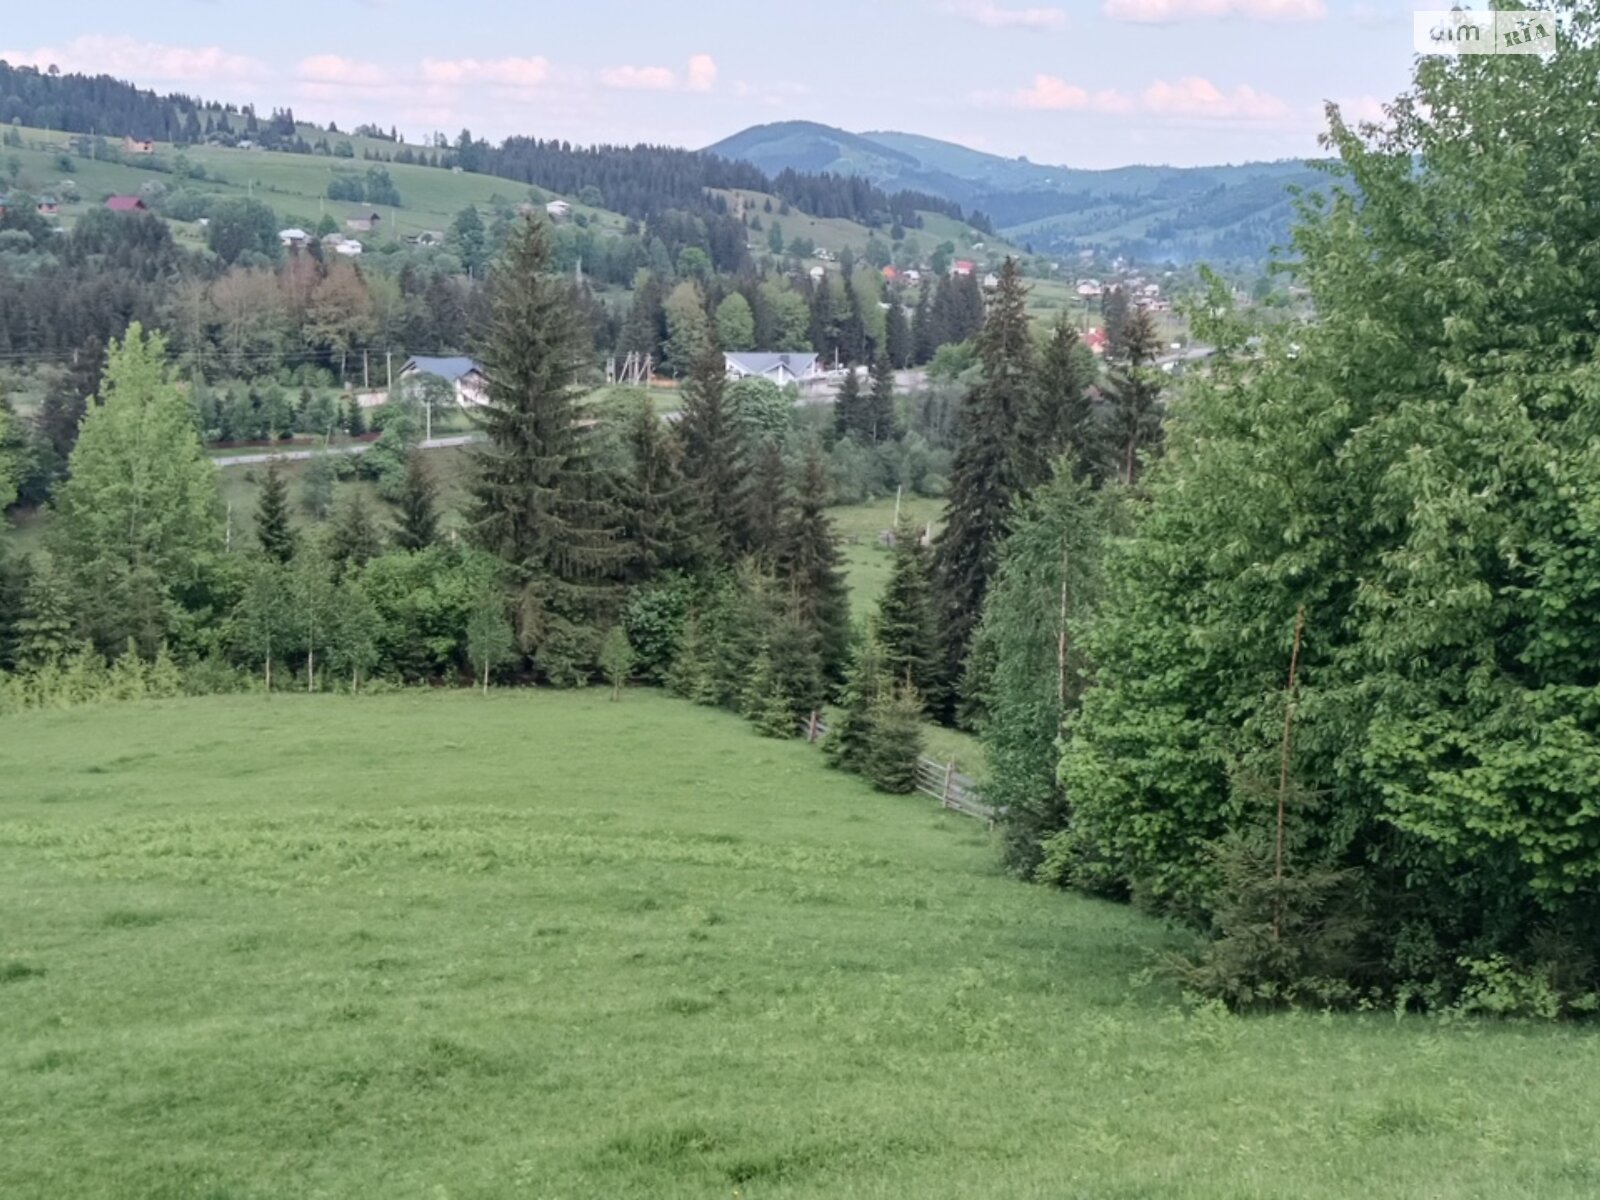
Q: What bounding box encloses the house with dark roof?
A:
[105,196,148,213]
[346,212,382,232]
[400,356,489,407]
[724,352,823,388]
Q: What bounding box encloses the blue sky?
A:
[1,0,1437,167]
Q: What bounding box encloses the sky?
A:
[1,0,1445,168]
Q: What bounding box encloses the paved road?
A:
[211,433,482,468]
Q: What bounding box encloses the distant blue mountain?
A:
[706,121,1328,264]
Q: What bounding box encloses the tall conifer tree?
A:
[676,345,748,564]
[392,451,440,552]
[931,257,1035,711]
[1028,317,1099,486]
[469,216,621,659]
[780,446,851,683]
[867,354,897,444]
[256,460,296,563]
[877,517,941,709]
[618,397,698,580]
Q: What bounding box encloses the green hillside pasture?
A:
[2,692,1599,1198]
[3,126,623,241]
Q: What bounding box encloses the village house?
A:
[881,266,899,284]
[952,259,975,277]
[35,196,60,217]
[545,200,571,221]
[346,212,382,232]
[1076,280,1103,298]
[983,272,1000,290]
[333,239,363,257]
[902,268,922,285]
[105,196,148,213]
[724,352,824,388]
[1084,327,1109,356]
[278,228,310,249]
[123,136,155,155]
[400,356,490,407]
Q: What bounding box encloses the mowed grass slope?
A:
[3,692,1599,1199]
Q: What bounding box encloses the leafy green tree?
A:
[600,626,634,699]
[51,324,223,654]
[391,451,440,552]
[237,559,293,691]
[931,258,1035,708]
[301,451,338,520]
[715,293,756,352]
[972,472,1111,873]
[469,216,620,668]
[726,377,792,448]
[465,583,515,694]
[450,205,488,274]
[255,459,297,563]
[663,280,711,376]
[206,197,281,265]
[329,577,383,691]
[289,547,339,691]
[1060,27,1600,1006]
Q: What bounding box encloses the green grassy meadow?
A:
[2,691,1599,1198]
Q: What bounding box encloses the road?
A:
[211,434,482,468]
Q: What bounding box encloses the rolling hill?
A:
[707,121,1328,263]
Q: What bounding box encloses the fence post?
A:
[807,711,820,744]
[942,761,955,809]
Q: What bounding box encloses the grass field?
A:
[3,691,1599,1198]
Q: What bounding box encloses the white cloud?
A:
[420,56,552,87]
[297,55,390,87]
[600,64,679,91]
[599,55,719,93]
[0,35,267,83]
[686,54,718,92]
[1103,0,1325,22]
[1142,75,1292,119]
[946,1,1068,30]
[976,73,1291,121]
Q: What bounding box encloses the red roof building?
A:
[1084,327,1109,355]
[952,260,975,276]
[881,266,899,282]
[105,196,148,212]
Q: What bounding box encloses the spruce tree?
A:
[866,684,925,794]
[825,632,886,775]
[741,441,791,563]
[780,446,851,684]
[1106,307,1165,486]
[676,346,748,564]
[931,257,1035,711]
[328,491,384,575]
[256,459,296,563]
[877,517,941,709]
[867,354,896,444]
[911,284,937,365]
[618,397,698,581]
[833,365,868,443]
[469,215,622,660]
[886,300,912,370]
[346,397,366,436]
[1028,317,1099,487]
[392,450,440,552]
[13,555,75,669]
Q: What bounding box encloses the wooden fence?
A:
[800,712,1001,825]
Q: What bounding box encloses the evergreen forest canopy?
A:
[8,1,1600,1018]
